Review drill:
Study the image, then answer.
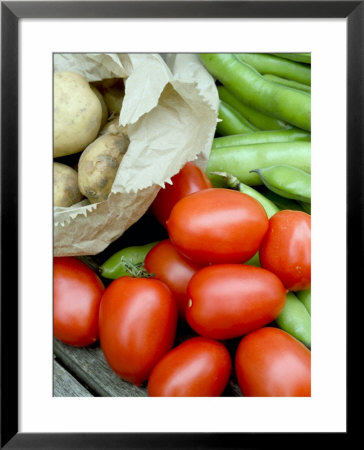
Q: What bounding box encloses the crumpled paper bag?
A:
[54,53,219,256]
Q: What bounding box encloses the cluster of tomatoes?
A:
[54,162,311,397]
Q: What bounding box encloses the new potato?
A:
[78,134,129,204]
[54,71,102,158]
[54,162,83,207]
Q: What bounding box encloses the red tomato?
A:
[53,257,105,346]
[167,188,269,265]
[235,327,311,397]
[186,264,286,340]
[259,210,311,291]
[151,162,212,226]
[98,277,178,386]
[148,337,232,397]
[144,239,203,320]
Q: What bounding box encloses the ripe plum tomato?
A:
[235,327,311,397]
[259,210,311,291]
[166,188,269,265]
[53,257,105,347]
[98,277,178,386]
[144,239,203,320]
[186,264,286,340]
[148,337,232,397]
[151,162,212,226]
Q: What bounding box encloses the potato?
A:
[99,116,127,137]
[54,71,102,158]
[91,85,109,130]
[103,87,124,116]
[54,162,83,207]
[78,134,129,204]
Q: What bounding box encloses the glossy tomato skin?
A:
[235,327,311,397]
[148,337,232,397]
[259,210,311,291]
[144,239,203,320]
[186,264,287,340]
[151,162,212,226]
[98,277,178,386]
[167,188,269,265]
[53,257,105,347]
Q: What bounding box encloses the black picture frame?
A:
[1,1,358,448]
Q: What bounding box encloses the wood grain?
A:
[53,359,93,397]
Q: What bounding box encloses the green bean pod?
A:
[235,53,311,86]
[296,289,311,315]
[206,141,311,186]
[276,292,311,348]
[217,100,257,136]
[212,129,310,149]
[200,54,311,131]
[263,74,311,94]
[271,53,311,64]
[99,241,159,279]
[251,165,311,203]
[261,189,306,212]
[217,85,292,131]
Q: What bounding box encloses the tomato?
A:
[98,277,178,386]
[259,210,311,291]
[166,188,269,265]
[148,337,232,397]
[53,257,105,346]
[235,327,311,397]
[151,162,212,226]
[186,264,286,340]
[144,239,203,320]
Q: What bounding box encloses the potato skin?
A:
[78,134,129,204]
[91,85,109,130]
[54,162,83,207]
[54,71,102,158]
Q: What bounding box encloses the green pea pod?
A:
[217,85,292,131]
[271,53,311,64]
[296,289,311,315]
[206,141,311,186]
[235,53,311,86]
[262,189,306,212]
[210,171,279,218]
[263,74,311,94]
[276,292,311,347]
[251,165,311,203]
[200,53,311,131]
[100,241,159,279]
[212,129,310,149]
[217,100,257,136]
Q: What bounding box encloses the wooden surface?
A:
[53,335,242,397]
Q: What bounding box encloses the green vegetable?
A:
[261,189,306,212]
[296,289,311,315]
[235,53,311,85]
[206,141,311,186]
[263,74,311,94]
[251,165,311,203]
[276,292,311,347]
[271,53,311,64]
[216,100,257,136]
[199,53,310,131]
[217,85,292,131]
[99,242,159,279]
[212,129,310,149]
[298,201,311,214]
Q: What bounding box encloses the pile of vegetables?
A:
[53,53,311,397]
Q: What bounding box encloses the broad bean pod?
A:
[206,141,311,186]
[296,289,311,315]
[217,86,291,131]
[217,100,257,136]
[262,189,306,213]
[271,53,311,64]
[212,129,310,149]
[263,74,311,94]
[235,53,311,86]
[200,54,311,131]
[251,165,311,203]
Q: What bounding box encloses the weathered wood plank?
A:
[53,338,148,397]
[53,359,93,397]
